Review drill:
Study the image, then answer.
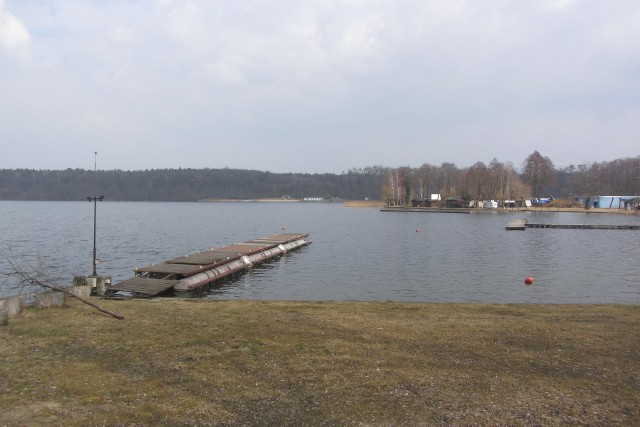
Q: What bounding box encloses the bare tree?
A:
[414,163,435,202]
[504,162,528,200]
[399,166,412,206]
[382,167,412,206]
[487,158,505,200]
[437,162,458,199]
[467,161,490,202]
[383,168,400,206]
[570,157,640,197]
[521,151,556,198]
[1,250,125,320]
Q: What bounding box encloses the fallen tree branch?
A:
[1,250,125,320]
[36,278,125,320]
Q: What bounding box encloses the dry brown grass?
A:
[343,200,385,207]
[1,300,638,426]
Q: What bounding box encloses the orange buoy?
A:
[524,277,534,285]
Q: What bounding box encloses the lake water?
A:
[1,201,638,303]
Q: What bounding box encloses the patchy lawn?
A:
[1,300,638,426]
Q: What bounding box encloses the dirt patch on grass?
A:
[1,300,638,425]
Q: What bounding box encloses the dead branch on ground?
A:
[1,250,125,320]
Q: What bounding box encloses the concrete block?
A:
[0,295,25,318]
[88,276,112,297]
[35,291,65,308]
[67,285,91,299]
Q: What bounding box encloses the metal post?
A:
[87,152,103,276]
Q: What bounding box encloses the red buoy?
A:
[524,277,534,285]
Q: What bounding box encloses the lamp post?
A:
[87,152,103,276]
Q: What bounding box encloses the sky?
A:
[1,0,639,174]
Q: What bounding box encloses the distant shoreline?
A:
[199,198,304,203]
[198,198,639,214]
[381,206,639,215]
[198,199,388,208]
[199,198,385,206]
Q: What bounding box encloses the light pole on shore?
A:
[87,152,103,277]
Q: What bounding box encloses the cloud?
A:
[0,0,30,51]
[541,0,578,12]
[1,0,639,172]
[110,26,135,44]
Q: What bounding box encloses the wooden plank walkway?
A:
[108,277,178,298]
[506,219,640,230]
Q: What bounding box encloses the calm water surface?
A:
[1,201,638,303]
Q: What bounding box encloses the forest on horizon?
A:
[0,152,638,202]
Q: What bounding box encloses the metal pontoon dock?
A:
[506,219,640,231]
[107,233,310,298]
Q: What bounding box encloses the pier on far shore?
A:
[506,219,640,231]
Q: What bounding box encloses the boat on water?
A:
[107,233,310,298]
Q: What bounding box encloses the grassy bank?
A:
[343,200,386,207]
[1,300,638,426]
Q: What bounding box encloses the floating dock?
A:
[505,219,527,230]
[506,219,640,231]
[107,233,310,298]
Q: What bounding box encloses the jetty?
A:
[506,219,640,231]
[107,233,310,298]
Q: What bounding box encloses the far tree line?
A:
[383,151,639,206]
[0,151,638,202]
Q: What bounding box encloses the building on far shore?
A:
[445,196,470,209]
[575,195,639,210]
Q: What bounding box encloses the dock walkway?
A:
[107,233,310,298]
[506,219,640,231]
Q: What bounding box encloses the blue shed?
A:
[576,195,637,209]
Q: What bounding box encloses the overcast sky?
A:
[1,0,639,173]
